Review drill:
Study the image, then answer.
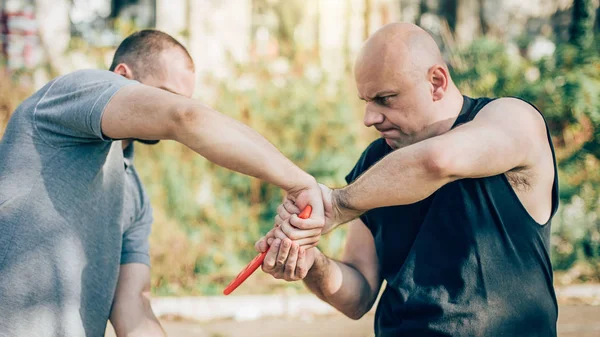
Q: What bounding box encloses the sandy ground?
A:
[106,304,600,337]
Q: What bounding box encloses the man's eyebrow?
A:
[359,91,397,101]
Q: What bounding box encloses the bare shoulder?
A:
[482,98,555,196]
[476,97,547,134]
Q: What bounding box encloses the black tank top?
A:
[345,96,559,337]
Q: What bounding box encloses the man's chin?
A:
[135,139,161,145]
[384,138,399,150]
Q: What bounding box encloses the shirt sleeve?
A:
[34,69,139,146]
[121,198,153,266]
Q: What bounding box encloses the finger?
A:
[306,186,325,218]
[274,214,284,227]
[282,198,301,214]
[284,243,300,280]
[262,239,281,272]
[271,226,290,241]
[277,204,292,221]
[262,228,277,249]
[296,248,308,278]
[255,237,268,253]
[264,227,276,239]
[290,235,320,248]
[280,221,321,240]
[276,238,293,269]
[290,214,324,230]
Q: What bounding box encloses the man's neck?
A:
[425,86,464,138]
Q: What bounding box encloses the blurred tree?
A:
[569,0,595,62]
[252,0,304,59]
[364,0,372,40]
[440,0,458,32]
[455,0,481,44]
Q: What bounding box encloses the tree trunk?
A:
[364,0,372,40]
[455,0,481,45]
[440,0,458,32]
[34,0,70,76]
[417,0,427,26]
[478,0,488,35]
[569,0,594,60]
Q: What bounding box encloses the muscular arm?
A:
[101,84,314,193]
[304,219,382,319]
[333,98,548,222]
[109,264,164,337]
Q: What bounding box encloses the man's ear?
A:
[428,64,448,102]
[113,63,135,80]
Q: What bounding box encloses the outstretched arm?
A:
[101,84,324,230]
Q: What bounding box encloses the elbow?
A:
[342,297,376,320]
[422,143,457,181]
[169,103,203,140]
[346,310,368,321]
[344,304,372,320]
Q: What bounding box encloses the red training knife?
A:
[223,205,313,295]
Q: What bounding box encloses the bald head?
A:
[355,23,446,83]
[354,23,463,150]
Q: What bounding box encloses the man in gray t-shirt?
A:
[0,30,325,336]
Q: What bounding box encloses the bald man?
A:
[258,23,558,336]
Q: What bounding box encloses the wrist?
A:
[331,188,363,225]
[283,171,316,193]
[305,247,326,277]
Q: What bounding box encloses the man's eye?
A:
[375,96,393,106]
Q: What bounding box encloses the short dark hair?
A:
[109,29,194,79]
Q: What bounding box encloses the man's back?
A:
[0,70,139,336]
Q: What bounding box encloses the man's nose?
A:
[364,103,385,127]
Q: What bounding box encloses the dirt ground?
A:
[106,305,600,337]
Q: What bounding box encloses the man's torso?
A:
[0,70,148,336]
[346,96,559,337]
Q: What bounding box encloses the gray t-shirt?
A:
[0,69,153,336]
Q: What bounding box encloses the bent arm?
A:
[109,263,165,337]
[304,219,382,319]
[101,84,314,191]
[333,98,546,219]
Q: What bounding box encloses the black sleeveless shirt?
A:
[345,96,559,337]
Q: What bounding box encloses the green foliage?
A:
[569,0,596,61]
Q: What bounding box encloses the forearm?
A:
[174,104,313,191]
[110,293,165,337]
[334,139,451,218]
[304,249,377,320]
